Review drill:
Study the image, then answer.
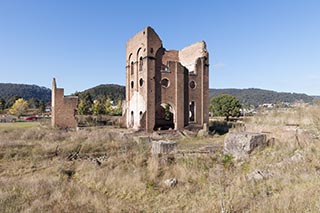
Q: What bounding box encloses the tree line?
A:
[0,96,45,113]
[1,83,314,110]
[73,84,125,116]
[76,92,122,116]
[0,97,46,118]
[1,83,315,120]
[210,88,314,107]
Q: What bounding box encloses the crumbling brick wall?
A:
[51,78,78,129]
[126,27,209,132]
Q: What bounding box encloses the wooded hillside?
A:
[74,84,125,102]
[0,83,315,107]
[210,88,314,106]
[0,83,51,102]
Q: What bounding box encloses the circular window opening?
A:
[161,78,170,88]
[131,81,134,89]
[189,80,196,89]
[139,78,144,87]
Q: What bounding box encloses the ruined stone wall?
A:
[179,41,209,73]
[51,78,78,129]
[179,42,209,126]
[126,26,209,132]
[162,50,179,65]
[126,27,162,131]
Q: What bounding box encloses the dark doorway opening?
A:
[154,103,174,130]
[189,101,195,122]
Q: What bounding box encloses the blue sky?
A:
[0,0,319,95]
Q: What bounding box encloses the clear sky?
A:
[0,0,319,95]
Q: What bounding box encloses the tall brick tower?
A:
[126,26,209,132]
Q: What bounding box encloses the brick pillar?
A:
[174,63,185,130]
[146,57,156,132]
[202,57,209,125]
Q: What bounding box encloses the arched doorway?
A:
[154,103,175,130]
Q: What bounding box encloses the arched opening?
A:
[139,57,143,71]
[154,103,174,130]
[161,64,169,72]
[130,111,134,127]
[131,61,134,75]
[127,53,133,74]
[189,80,196,89]
[189,101,195,122]
[160,78,170,88]
[139,78,144,87]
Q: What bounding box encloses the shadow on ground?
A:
[209,120,233,135]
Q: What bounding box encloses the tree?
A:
[28,98,46,113]
[38,100,46,113]
[78,99,87,115]
[77,92,93,115]
[28,97,40,109]
[92,100,104,115]
[210,94,241,121]
[9,98,28,117]
[5,96,21,109]
[104,98,113,115]
[112,100,123,116]
[0,97,5,111]
[164,104,171,121]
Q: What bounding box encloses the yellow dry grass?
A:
[1,105,320,212]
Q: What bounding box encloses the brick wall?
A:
[51,78,78,129]
[126,27,209,132]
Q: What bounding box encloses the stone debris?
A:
[197,129,209,138]
[164,178,178,187]
[289,151,304,162]
[275,150,305,167]
[151,140,177,155]
[133,136,151,144]
[247,169,273,181]
[152,132,162,140]
[199,145,220,153]
[224,132,267,160]
[66,152,108,166]
[248,150,305,182]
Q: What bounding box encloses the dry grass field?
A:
[1,104,320,212]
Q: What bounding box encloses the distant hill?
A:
[0,83,51,102]
[74,84,125,102]
[313,96,320,100]
[0,83,315,107]
[76,85,315,107]
[210,88,314,106]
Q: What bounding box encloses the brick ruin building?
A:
[51,78,78,129]
[126,26,209,132]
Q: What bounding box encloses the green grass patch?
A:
[0,122,40,130]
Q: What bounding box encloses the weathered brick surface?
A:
[51,78,78,129]
[126,26,209,132]
[224,132,268,160]
[151,140,177,154]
